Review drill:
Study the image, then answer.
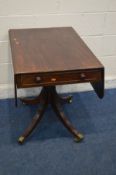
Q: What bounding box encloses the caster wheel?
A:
[69,99,72,103]
[18,136,25,144]
[68,96,73,104]
[74,133,84,142]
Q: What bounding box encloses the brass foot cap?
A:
[68,96,73,103]
[69,99,72,103]
[18,136,25,144]
[74,133,84,142]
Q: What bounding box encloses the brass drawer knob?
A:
[36,76,41,82]
[51,78,56,82]
[80,73,86,79]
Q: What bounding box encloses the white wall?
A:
[0,0,116,98]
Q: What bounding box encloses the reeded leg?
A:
[51,102,84,142]
[18,102,47,144]
[20,88,45,105]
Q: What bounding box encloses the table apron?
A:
[15,70,103,88]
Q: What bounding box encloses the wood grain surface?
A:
[9,27,103,74]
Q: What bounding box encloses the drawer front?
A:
[17,70,102,88]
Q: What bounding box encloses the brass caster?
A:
[74,133,84,142]
[68,96,73,104]
[69,99,72,103]
[18,136,25,144]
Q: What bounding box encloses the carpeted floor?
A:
[0,88,116,175]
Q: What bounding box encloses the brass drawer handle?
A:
[51,78,56,82]
[35,76,41,82]
[80,73,86,79]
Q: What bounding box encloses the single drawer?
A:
[17,70,102,88]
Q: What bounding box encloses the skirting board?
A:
[0,79,116,99]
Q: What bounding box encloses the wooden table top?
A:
[9,27,103,75]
